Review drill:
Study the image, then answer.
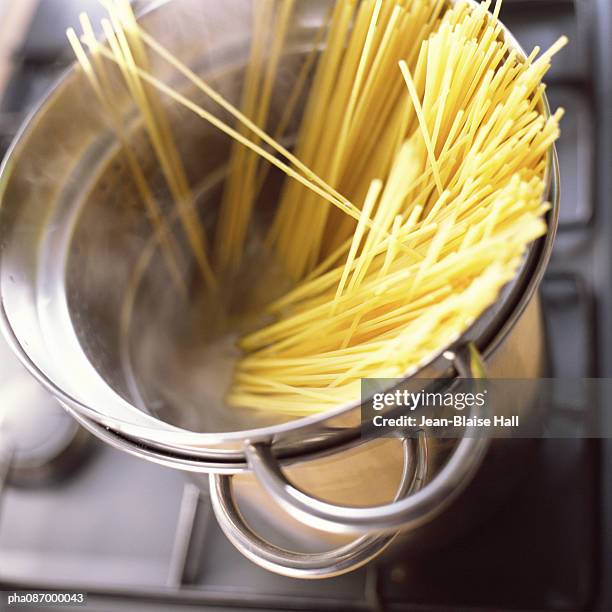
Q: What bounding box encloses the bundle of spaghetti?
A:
[68,0,566,417]
[226,1,566,415]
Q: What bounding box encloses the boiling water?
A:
[116,171,298,433]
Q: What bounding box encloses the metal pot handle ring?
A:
[209,344,488,577]
[209,434,426,579]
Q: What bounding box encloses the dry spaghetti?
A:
[69,0,566,417]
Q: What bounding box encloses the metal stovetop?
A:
[0,1,611,610]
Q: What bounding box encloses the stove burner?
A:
[0,365,92,488]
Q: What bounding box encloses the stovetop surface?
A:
[1,1,611,610]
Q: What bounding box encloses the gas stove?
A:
[0,1,611,610]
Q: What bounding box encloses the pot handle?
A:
[209,435,427,579]
[224,344,488,537]
[209,344,487,576]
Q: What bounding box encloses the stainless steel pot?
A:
[0,0,559,578]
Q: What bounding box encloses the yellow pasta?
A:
[70,0,566,417]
